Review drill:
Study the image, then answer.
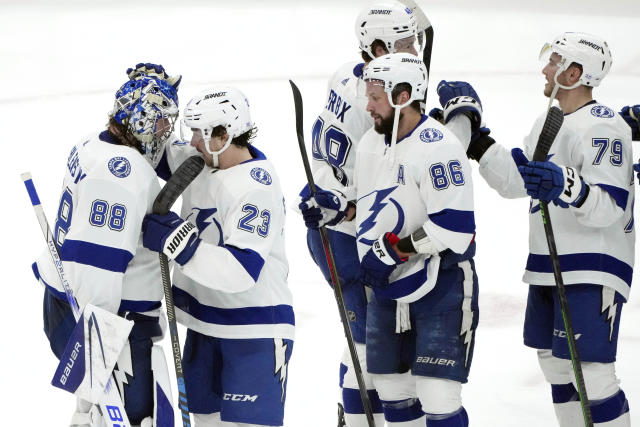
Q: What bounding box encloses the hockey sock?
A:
[425,407,469,427]
[380,398,425,426]
[342,387,385,427]
[551,383,584,427]
[591,389,630,426]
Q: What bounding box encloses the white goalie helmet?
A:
[539,32,613,89]
[363,52,427,108]
[181,87,254,166]
[355,0,420,59]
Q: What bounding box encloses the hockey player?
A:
[142,86,293,427]
[297,1,427,426]
[458,32,633,426]
[31,65,181,426]
[304,52,478,427]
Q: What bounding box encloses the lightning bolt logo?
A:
[357,186,404,245]
[601,287,617,342]
[274,339,289,402]
[459,261,474,367]
[112,342,132,400]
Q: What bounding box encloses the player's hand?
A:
[127,62,182,89]
[298,184,349,229]
[467,127,495,161]
[518,161,588,207]
[142,212,201,265]
[428,108,445,124]
[359,233,407,289]
[436,80,483,131]
[620,105,640,141]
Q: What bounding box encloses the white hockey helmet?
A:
[355,0,419,59]
[181,87,254,166]
[539,32,612,88]
[363,52,427,108]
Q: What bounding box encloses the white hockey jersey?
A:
[165,142,293,340]
[479,101,634,299]
[311,61,373,237]
[33,131,164,315]
[354,115,476,303]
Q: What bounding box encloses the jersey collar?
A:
[240,145,267,164]
[384,114,428,146]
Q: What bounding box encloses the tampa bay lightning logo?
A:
[590,105,614,118]
[357,186,405,246]
[185,207,223,245]
[108,157,131,178]
[250,167,272,185]
[420,128,444,143]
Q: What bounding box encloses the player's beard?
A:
[374,110,402,140]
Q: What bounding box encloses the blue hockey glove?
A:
[620,105,640,141]
[518,161,588,207]
[127,62,182,89]
[634,163,640,185]
[298,184,349,229]
[142,211,201,265]
[436,80,483,131]
[359,233,407,289]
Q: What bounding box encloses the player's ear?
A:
[568,63,583,86]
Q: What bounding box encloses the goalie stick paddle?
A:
[289,80,376,427]
[153,155,205,427]
[531,106,593,427]
[21,172,132,427]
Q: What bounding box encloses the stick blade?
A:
[532,106,564,161]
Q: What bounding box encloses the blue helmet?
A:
[110,76,179,167]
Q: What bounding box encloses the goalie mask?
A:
[363,52,427,108]
[181,87,254,168]
[110,76,179,168]
[539,32,612,89]
[355,0,422,59]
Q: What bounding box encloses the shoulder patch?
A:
[250,167,272,185]
[108,157,131,178]
[590,105,614,118]
[419,128,444,143]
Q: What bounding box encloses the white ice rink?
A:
[3,0,640,425]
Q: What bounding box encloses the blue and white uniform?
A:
[354,114,477,424]
[32,130,165,424]
[478,101,633,425]
[307,61,387,425]
[165,142,293,425]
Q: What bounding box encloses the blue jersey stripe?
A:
[118,300,162,313]
[429,209,476,234]
[377,266,428,300]
[526,253,632,287]
[595,183,629,210]
[173,286,295,326]
[224,245,265,282]
[60,239,133,273]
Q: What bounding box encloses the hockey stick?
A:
[531,106,593,427]
[398,0,433,110]
[152,155,205,427]
[21,172,132,427]
[289,80,376,427]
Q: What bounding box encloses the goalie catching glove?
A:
[512,148,589,207]
[142,211,201,265]
[298,184,351,229]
